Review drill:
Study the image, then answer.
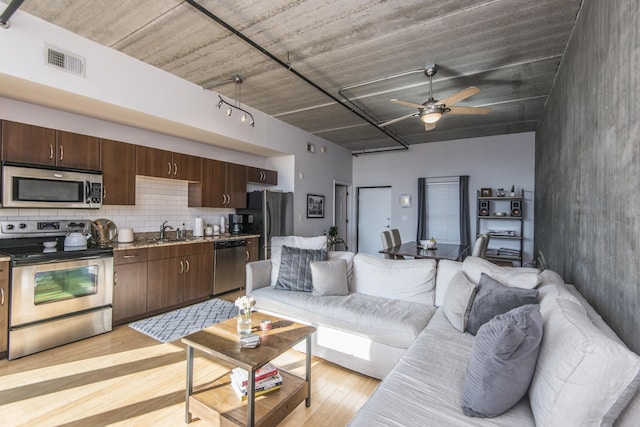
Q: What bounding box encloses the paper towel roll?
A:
[194,217,204,237]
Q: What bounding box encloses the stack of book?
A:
[230,362,283,400]
[498,247,521,257]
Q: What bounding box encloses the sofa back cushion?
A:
[529,295,640,426]
[270,236,327,287]
[351,253,436,305]
[462,256,541,289]
[434,259,462,307]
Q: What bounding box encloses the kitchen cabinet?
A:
[136,145,201,182]
[113,248,148,325]
[1,120,100,170]
[146,242,213,312]
[101,139,136,205]
[246,236,259,263]
[247,166,278,185]
[0,261,8,358]
[188,158,247,208]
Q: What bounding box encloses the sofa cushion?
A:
[328,251,355,288]
[462,256,541,289]
[467,273,538,335]
[529,296,640,426]
[435,259,463,307]
[310,259,349,296]
[443,270,477,332]
[274,245,326,292]
[270,236,327,287]
[461,304,543,418]
[351,253,436,305]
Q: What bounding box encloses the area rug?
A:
[129,298,236,343]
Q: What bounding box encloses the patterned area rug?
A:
[129,298,236,343]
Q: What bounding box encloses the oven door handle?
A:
[12,253,113,267]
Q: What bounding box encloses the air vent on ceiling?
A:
[44,45,85,77]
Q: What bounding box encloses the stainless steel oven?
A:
[0,220,114,359]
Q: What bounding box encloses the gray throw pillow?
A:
[274,245,327,292]
[466,273,538,335]
[461,304,543,418]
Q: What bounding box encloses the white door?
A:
[334,183,349,249]
[357,187,391,256]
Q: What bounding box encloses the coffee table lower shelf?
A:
[189,370,308,427]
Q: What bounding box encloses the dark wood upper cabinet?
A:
[247,166,278,185]
[136,145,201,181]
[101,139,136,205]
[1,120,100,170]
[189,159,246,208]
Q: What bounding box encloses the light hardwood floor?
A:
[0,291,379,426]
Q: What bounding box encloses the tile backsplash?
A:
[0,176,236,233]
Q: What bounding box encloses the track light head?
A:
[226,108,232,116]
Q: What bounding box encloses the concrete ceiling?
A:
[14,0,581,154]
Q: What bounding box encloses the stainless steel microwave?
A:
[2,164,103,209]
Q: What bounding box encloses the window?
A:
[424,177,461,244]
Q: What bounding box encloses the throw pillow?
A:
[466,273,538,336]
[270,235,327,287]
[442,271,477,332]
[328,251,355,288]
[462,256,541,289]
[461,304,543,418]
[310,259,349,296]
[274,245,327,292]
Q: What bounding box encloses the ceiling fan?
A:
[379,64,491,131]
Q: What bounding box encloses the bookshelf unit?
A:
[476,190,524,266]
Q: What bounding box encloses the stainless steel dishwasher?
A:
[213,239,247,295]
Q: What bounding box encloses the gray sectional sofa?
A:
[246,236,640,426]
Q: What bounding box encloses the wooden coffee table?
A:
[183,311,316,426]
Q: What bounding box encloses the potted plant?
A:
[510,185,516,197]
[327,226,347,251]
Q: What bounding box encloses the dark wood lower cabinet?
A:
[113,249,148,325]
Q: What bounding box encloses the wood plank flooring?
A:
[0,292,379,426]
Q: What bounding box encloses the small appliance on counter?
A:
[229,214,243,234]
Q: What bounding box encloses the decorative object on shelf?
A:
[494,212,507,217]
[510,185,516,197]
[205,74,255,127]
[480,188,493,197]
[400,194,412,208]
[496,188,505,197]
[307,193,325,218]
[235,296,256,335]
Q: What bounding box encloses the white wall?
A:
[0,4,353,237]
[352,132,535,263]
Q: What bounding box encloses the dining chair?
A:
[481,232,491,258]
[381,229,403,259]
[471,235,487,257]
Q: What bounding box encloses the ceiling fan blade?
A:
[390,99,424,110]
[439,86,480,107]
[448,106,492,115]
[425,122,437,131]
[378,112,418,127]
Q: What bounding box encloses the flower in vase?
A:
[235,296,256,312]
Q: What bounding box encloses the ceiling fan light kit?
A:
[380,63,491,131]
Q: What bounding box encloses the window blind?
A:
[425,178,460,244]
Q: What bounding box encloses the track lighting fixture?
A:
[209,74,255,127]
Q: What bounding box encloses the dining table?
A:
[379,241,470,262]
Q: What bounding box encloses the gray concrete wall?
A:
[536,0,640,352]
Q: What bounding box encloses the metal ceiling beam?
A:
[184,0,409,153]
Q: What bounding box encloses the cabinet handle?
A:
[113,271,118,285]
[180,260,184,274]
[168,162,172,175]
[185,259,190,272]
[103,185,107,200]
[1,287,4,305]
[173,162,178,176]
[49,143,54,160]
[59,145,64,161]
[246,251,249,261]
[123,255,139,259]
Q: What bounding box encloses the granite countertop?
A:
[111,233,260,251]
[0,255,11,262]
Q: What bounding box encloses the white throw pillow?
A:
[351,253,436,305]
[529,296,640,426]
[328,251,355,288]
[270,236,327,287]
[462,256,541,289]
[310,259,349,296]
[442,270,477,332]
[434,259,462,307]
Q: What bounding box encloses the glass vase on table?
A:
[237,307,252,335]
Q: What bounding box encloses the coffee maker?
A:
[229,214,244,234]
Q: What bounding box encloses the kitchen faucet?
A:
[160,220,174,240]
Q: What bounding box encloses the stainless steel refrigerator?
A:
[239,190,294,260]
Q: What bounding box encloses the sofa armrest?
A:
[246,260,272,294]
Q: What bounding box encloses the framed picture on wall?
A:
[307,194,325,218]
[480,188,493,197]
